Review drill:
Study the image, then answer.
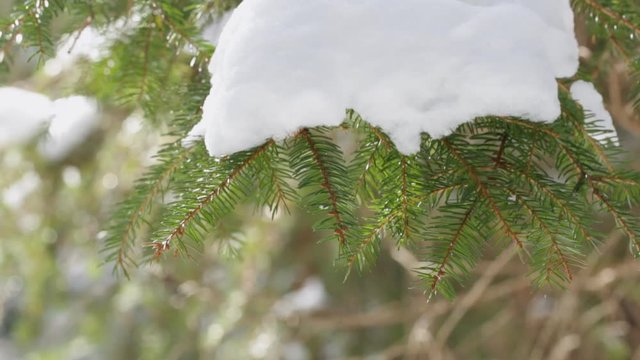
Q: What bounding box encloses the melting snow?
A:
[192,0,580,156]
[570,80,618,145]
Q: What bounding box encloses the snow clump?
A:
[570,80,618,145]
[38,96,100,161]
[0,87,54,148]
[191,0,580,156]
[0,87,99,159]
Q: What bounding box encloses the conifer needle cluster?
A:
[2,0,640,297]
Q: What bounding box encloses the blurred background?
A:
[1,1,640,359]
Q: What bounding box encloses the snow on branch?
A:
[191,0,580,156]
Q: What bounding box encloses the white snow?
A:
[272,277,327,318]
[0,87,100,159]
[570,80,618,145]
[2,171,41,210]
[44,15,143,77]
[0,87,54,148]
[44,27,108,77]
[192,0,579,156]
[39,96,100,161]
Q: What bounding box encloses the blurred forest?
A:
[1,1,640,359]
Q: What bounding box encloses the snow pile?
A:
[570,80,618,145]
[0,87,54,148]
[39,96,100,161]
[191,0,579,156]
[272,277,327,318]
[0,87,99,159]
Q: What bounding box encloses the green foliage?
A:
[289,128,358,249]
[3,0,640,298]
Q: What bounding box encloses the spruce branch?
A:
[493,133,508,169]
[345,210,389,274]
[345,182,465,274]
[577,0,640,35]
[254,142,298,218]
[25,7,48,62]
[10,0,634,297]
[152,140,274,257]
[511,166,594,246]
[152,0,214,64]
[427,200,478,295]
[442,138,524,249]
[418,196,487,300]
[590,180,640,254]
[137,26,154,102]
[502,112,640,256]
[103,143,194,276]
[347,113,394,200]
[514,191,575,282]
[560,87,616,172]
[400,157,411,239]
[291,129,357,248]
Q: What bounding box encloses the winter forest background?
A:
[2,0,640,359]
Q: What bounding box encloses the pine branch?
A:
[300,130,347,245]
[345,210,390,274]
[103,76,210,274]
[1,0,62,62]
[254,142,298,218]
[347,113,394,200]
[515,192,575,282]
[511,166,594,246]
[25,7,48,62]
[137,26,154,102]
[418,196,487,300]
[400,157,411,239]
[291,129,357,248]
[442,138,524,249]
[577,0,640,35]
[427,200,478,295]
[153,0,214,63]
[103,143,193,276]
[590,180,640,254]
[152,141,274,257]
[8,0,635,296]
[346,183,465,274]
[560,88,616,172]
[553,136,633,237]
[503,113,640,256]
